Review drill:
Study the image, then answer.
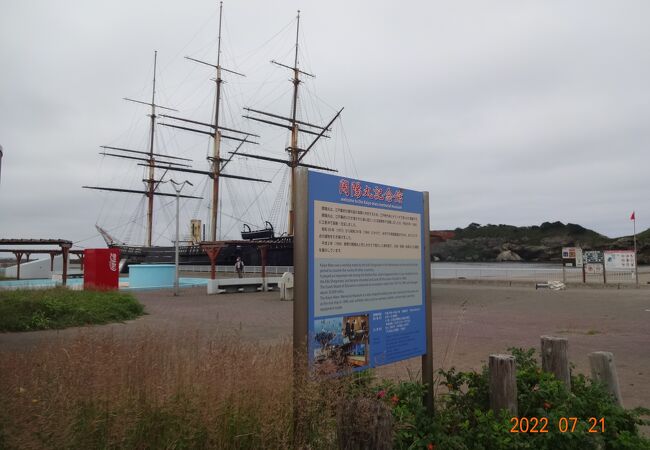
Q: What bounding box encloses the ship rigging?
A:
[83,5,348,268]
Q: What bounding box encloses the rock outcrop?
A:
[496,250,522,262]
[431,221,650,263]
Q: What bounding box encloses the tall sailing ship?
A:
[84,6,343,270]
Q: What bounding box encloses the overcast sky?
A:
[1,0,649,248]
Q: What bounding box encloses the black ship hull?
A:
[113,237,293,272]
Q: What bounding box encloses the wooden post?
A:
[582,264,586,283]
[489,354,517,415]
[293,167,309,447]
[203,246,221,280]
[60,244,70,286]
[260,245,268,292]
[562,263,566,283]
[13,251,23,280]
[541,336,571,388]
[337,398,393,450]
[49,252,55,271]
[589,351,623,407]
[603,262,607,284]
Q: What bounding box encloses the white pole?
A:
[169,179,195,296]
[633,213,638,286]
[174,188,180,296]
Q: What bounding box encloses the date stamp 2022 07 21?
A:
[510,417,605,434]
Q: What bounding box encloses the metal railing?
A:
[180,265,293,275]
[180,264,641,284]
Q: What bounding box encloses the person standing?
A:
[235,256,244,278]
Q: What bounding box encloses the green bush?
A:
[0,288,144,332]
[371,348,650,450]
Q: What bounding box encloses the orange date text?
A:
[509,417,605,433]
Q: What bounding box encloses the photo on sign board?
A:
[313,315,370,370]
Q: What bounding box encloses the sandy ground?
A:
[389,284,650,411]
[1,282,649,412]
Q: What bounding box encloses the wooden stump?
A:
[589,351,623,407]
[489,354,518,416]
[541,336,571,388]
[337,397,393,450]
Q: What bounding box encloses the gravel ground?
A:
[1,282,648,411]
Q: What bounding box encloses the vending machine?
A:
[83,248,120,290]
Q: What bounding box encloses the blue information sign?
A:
[307,171,426,371]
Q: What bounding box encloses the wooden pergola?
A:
[199,239,287,280]
[0,239,76,285]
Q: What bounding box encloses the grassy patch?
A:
[0,332,301,449]
[0,288,144,332]
[0,332,648,449]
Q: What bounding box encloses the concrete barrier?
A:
[279,272,294,301]
[206,277,281,295]
[129,264,175,289]
[4,255,73,279]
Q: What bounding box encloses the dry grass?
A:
[0,329,354,449]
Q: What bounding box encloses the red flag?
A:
[630,211,635,220]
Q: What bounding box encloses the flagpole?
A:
[633,213,638,286]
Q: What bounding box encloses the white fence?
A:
[180,265,293,275]
[431,264,641,284]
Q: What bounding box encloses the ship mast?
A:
[242,11,343,236]
[83,52,202,245]
[145,51,159,246]
[157,1,270,241]
[211,1,224,242]
[130,51,183,246]
[288,11,301,236]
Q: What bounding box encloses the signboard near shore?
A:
[582,251,605,281]
[562,247,583,267]
[583,250,604,264]
[585,263,603,274]
[604,250,636,270]
[304,171,428,372]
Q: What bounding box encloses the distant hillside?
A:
[637,227,650,241]
[431,221,650,264]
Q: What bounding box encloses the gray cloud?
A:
[1,0,649,249]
